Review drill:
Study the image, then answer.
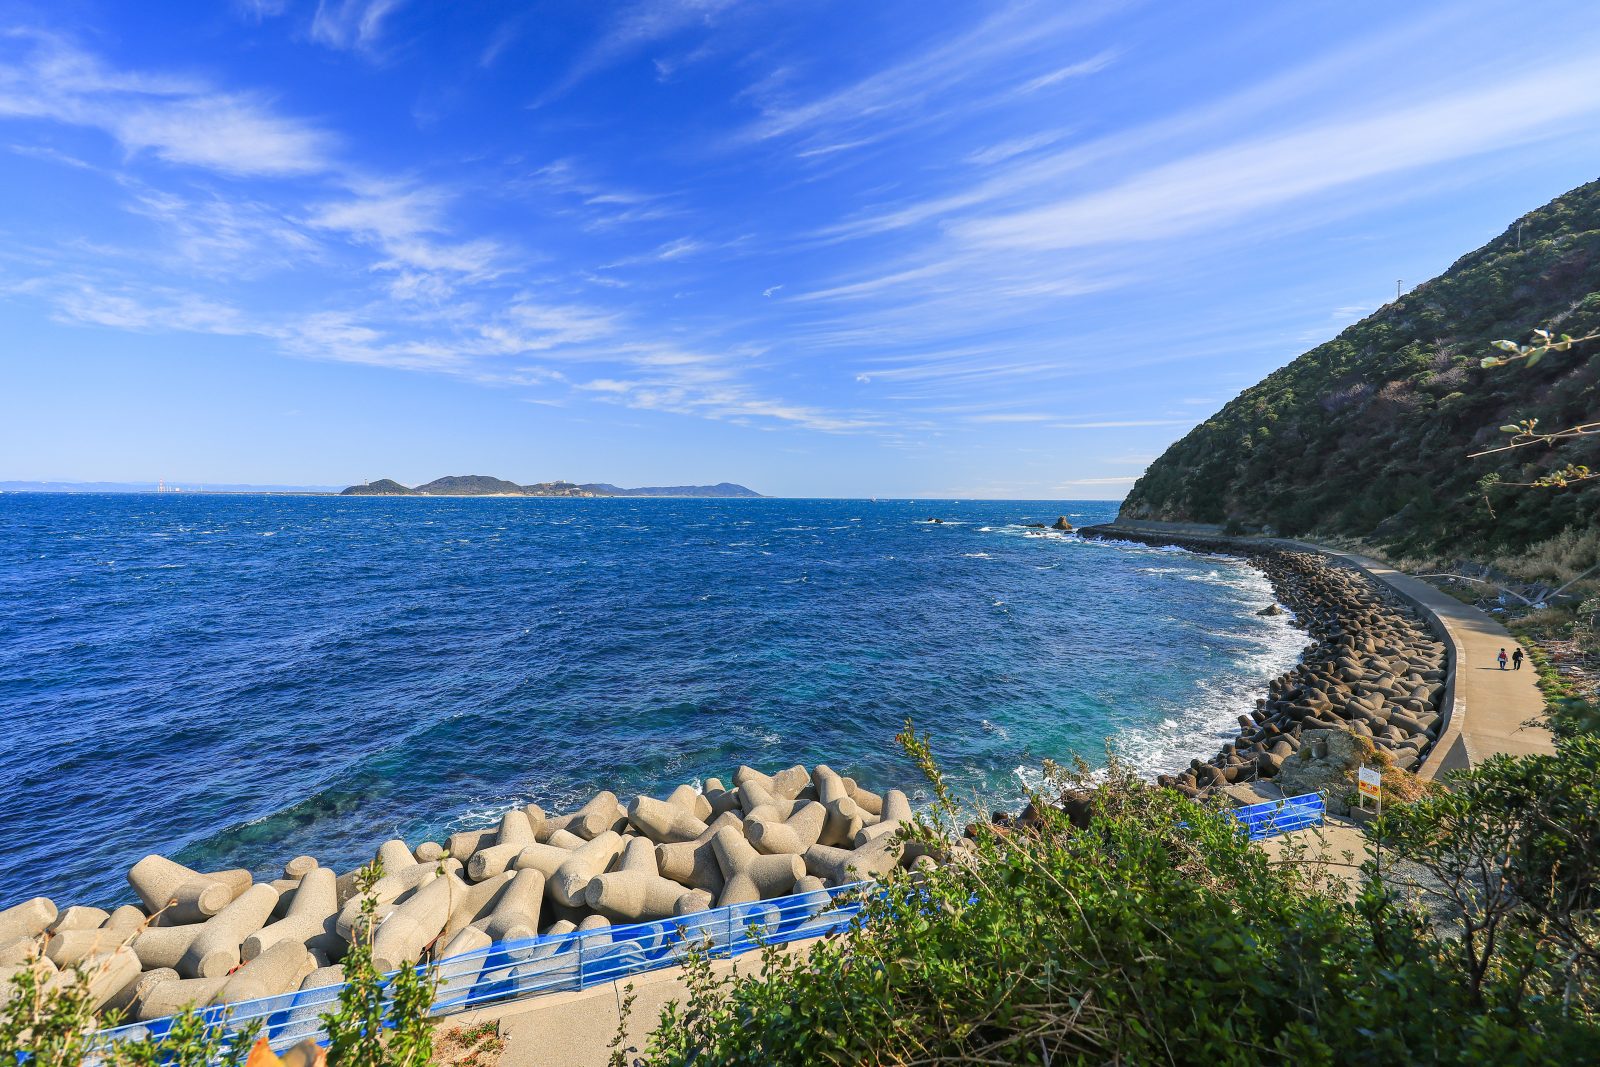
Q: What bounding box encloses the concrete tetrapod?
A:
[376,839,414,874]
[0,959,56,1006]
[569,792,628,840]
[284,855,318,879]
[243,866,341,962]
[127,856,234,924]
[768,765,812,801]
[213,939,315,1004]
[49,905,109,933]
[435,927,492,1009]
[52,946,141,1012]
[0,939,42,967]
[745,800,826,855]
[627,795,708,844]
[665,783,713,822]
[136,975,229,1021]
[710,827,803,901]
[102,905,147,936]
[549,831,626,908]
[546,827,586,850]
[441,870,515,942]
[511,842,576,881]
[465,810,537,881]
[847,782,884,817]
[803,831,905,884]
[736,779,794,822]
[369,873,455,973]
[333,860,454,942]
[178,883,280,979]
[440,924,492,961]
[108,967,176,1019]
[522,803,548,839]
[482,869,544,943]
[44,927,135,968]
[131,922,208,971]
[814,766,867,847]
[1,898,62,947]
[447,828,497,864]
[583,837,688,922]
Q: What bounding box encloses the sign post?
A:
[1357,765,1381,815]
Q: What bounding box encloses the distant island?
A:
[340,475,762,498]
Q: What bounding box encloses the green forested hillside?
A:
[1122,179,1600,563]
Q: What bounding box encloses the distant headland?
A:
[340,475,762,498]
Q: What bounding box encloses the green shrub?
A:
[636,735,1600,1065]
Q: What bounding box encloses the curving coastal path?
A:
[1095,521,1554,773]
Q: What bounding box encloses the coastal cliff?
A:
[1122,179,1600,558]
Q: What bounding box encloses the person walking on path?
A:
[1513,647,1525,670]
[1497,647,1509,670]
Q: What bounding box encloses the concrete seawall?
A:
[1081,521,1553,780]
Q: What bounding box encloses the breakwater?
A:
[0,764,930,1024]
[1079,527,1448,796]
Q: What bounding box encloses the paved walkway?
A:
[447,938,824,1067]
[1097,521,1555,774]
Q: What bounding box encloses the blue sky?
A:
[2,0,1599,498]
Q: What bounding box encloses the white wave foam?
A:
[1109,563,1311,778]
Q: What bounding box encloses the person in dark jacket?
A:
[1512,647,1525,670]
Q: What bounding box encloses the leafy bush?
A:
[635,736,1600,1065]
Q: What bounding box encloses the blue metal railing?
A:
[1230,792,1325,840]
[90,799,1323,1055]
[93,880,870,1054]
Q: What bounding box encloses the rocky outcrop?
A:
[1052,517,1074,531]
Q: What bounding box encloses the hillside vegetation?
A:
[1123,178,1600,572]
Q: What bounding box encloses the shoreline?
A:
[0,764,928,1025]
[1079,524,1451,803]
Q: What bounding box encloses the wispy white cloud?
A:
[305,182,505,295]
[740,1,1119,145]
[959,58,1600,252]
[538,0,743,103]
[0,30,333,176]
[1016,50,1119,93]
[310,0,408,53]
[964,131,1065,166]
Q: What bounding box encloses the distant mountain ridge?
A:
[341,476,762,498]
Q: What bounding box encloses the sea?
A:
[0,494,1309,908]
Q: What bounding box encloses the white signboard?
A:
[1357,765,1381,809]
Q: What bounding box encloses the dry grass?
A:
[430,1020,504,1067]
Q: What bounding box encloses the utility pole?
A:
[1516,220,1524,250]
[1396,279,1404,301]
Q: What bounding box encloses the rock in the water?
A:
[1257,604,1285,616]
[1051,516,1073,531]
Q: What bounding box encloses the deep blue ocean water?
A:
[0,494,1307,909]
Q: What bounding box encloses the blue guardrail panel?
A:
[93,879,872,1055]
